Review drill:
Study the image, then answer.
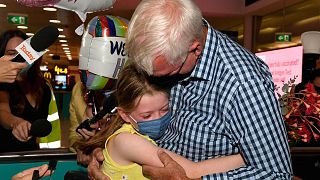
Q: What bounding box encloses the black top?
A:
[0,83,51,153]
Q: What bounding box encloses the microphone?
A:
[29,119,52,137]
[13,25,59,64]
[76,92,117,132]
[48,159,57,171]
[32,160,57,180]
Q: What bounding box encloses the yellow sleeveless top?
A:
[102,123,156,180]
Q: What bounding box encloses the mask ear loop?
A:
[128,114,139,131]
[111,107,117,114]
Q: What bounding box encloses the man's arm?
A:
[203,80,293,179]
[87,148,110,180]
[143,149,191,180]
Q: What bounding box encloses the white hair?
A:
[126,0,203,75]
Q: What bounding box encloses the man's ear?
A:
[189,39,203,57]
[117,107,130,123]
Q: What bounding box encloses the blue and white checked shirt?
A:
[157,20,293,179]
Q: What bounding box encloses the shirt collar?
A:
[187,18,214,81]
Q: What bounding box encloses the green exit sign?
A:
[7,15,28,25]
[275,32,292,42]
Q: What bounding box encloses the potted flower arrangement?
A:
[277,76,320,146]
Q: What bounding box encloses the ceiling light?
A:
[295,15,320,26]
[17,26,28,29]
[58,35,66,38]
[259,27,277,34]
[0,4,6,8]
[49,19,61,23]
[67,56,72,61]
[40,65,48,71]
[43,7,57,11]
[63,47,69,50]
[58,28,63,32]
[26,33,34,36]
[65,52,71,55]
[61,44,68,47]
[49,53,54,56]
[64,50,71,53]
[59,39,67,43]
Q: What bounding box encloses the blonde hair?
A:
[74,63,169,154]
[126,0,203,74]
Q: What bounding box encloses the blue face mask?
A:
[130,111,172,140]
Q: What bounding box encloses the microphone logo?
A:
[20,44,35,61]
[15,37,46,64]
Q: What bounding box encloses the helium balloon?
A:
[55,0,116,22]
[79,15,129,90]
[16,0,60,7]
[301,31,320,54]
[17,0,117,34]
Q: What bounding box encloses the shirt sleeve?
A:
[203,79,293,179]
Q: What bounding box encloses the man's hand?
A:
[142,149,192,180]
[0,55,27,83]
[87,148,109,180]
[12,164,52,180]
[76,149,92,166]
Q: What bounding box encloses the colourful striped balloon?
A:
[87,15,128,38]
[82,15,128,90]
[86,72,116,91]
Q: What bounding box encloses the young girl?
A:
[75,63,245,179]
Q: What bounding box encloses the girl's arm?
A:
[109,132,245,179]
[163,149,245,179]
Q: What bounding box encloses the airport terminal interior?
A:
[0,0,320,179]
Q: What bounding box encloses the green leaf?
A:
[282,83,289,93]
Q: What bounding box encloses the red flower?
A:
[278,78,320,146]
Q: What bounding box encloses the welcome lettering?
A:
[112,58,126,78]
[110,41,126,56]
